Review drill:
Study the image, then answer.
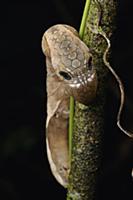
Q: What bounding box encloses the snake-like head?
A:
[42,24,97,105]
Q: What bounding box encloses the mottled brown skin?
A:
[41,24,97,187]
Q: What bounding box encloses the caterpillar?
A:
[41,24,97,187]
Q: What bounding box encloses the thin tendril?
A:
[98,28,133,138]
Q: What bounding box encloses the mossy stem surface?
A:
[67,0,117,199]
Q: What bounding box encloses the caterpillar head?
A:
[42,24,97,105]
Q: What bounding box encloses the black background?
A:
[0,1,133,199]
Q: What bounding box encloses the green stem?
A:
[79,0,91,38]
[69,96,74,161]
[69,0,91,163]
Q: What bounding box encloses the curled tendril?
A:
[98,27,133,138]
[88,0,133,138]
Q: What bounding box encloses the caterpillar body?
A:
[41,24,97,187]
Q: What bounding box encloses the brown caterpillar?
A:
[41,24,97,187]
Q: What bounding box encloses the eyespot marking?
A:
[59,71,72,80]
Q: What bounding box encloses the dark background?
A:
[0,0,133,199]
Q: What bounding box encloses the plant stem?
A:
[79,0,91,38]
[69,0,91,165]
[69,96,74,161]
[67,0,117,199]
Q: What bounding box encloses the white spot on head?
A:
[69,83,81,88]
[87,74,94,82]
[83,76,88,84]
[79,77,83,83]
[76,83,82,88]
[73,79,78,84]
[87,77,92,82]
[84,59,87,64]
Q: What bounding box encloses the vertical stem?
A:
[79,0,91,38]
[69,0,91,166]
[69,96,74,161]
[67,0,117,200]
